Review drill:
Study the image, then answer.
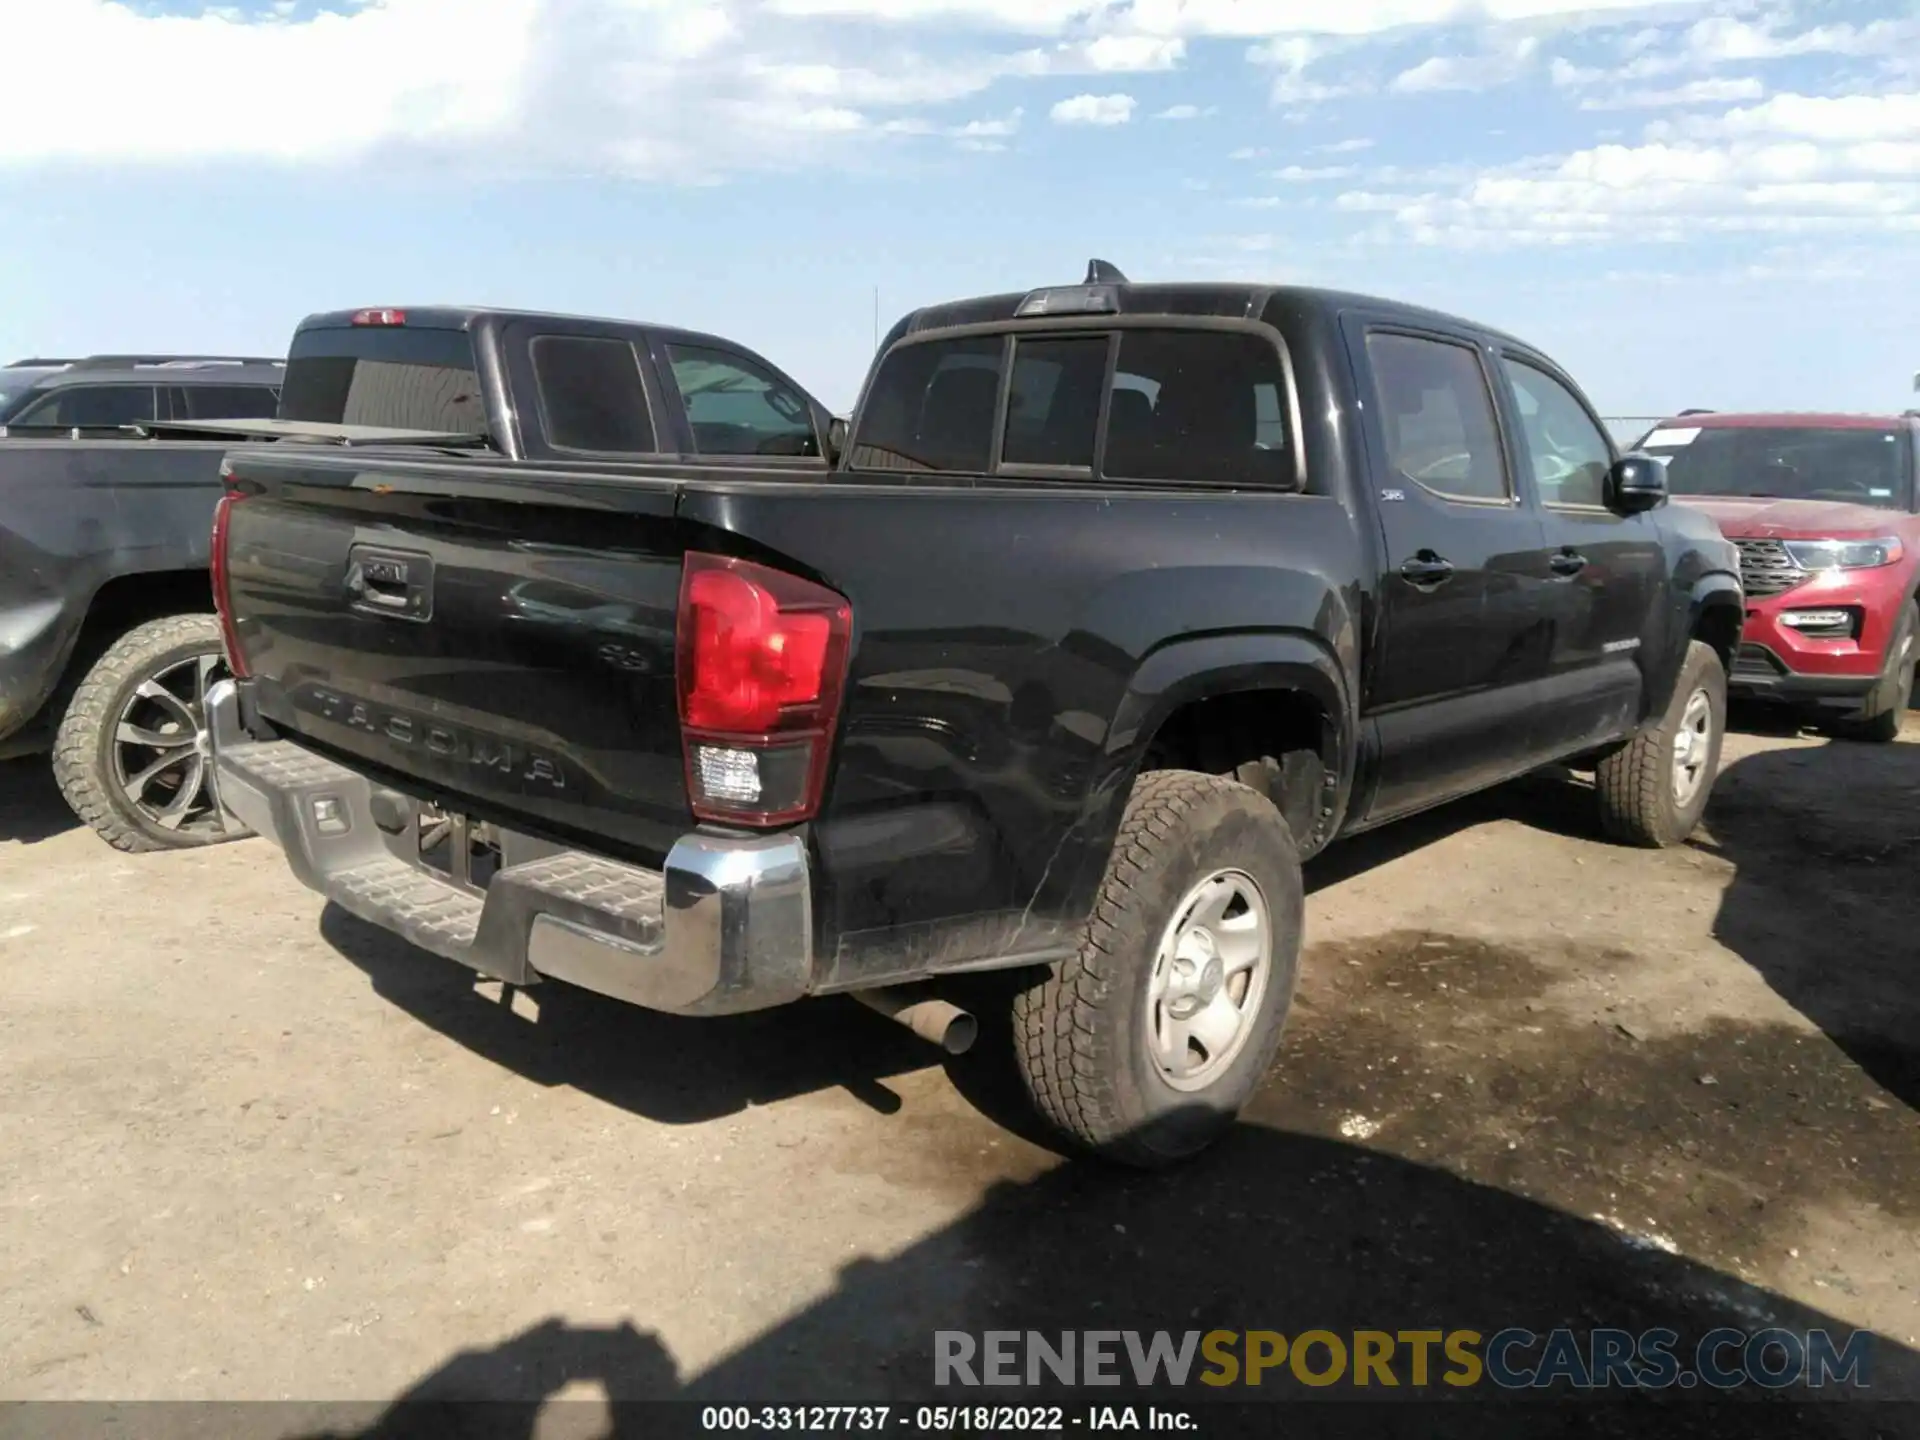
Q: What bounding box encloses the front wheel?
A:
[1012,770,1304,1168]
[51,614,254,853]
[1593,639,1727,848]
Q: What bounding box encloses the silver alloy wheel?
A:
[110,652,235,838]
[1671,686,1714,806]
[1145,868,1272,1092]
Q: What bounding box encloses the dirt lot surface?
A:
[2,723,1917,1433]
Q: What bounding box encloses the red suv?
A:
[1639,412,1919,742]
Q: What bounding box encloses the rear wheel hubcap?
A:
[1147,869,1272,1091]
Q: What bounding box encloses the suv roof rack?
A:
[68,354,284,371]
[1676,408,1714,416]
[7,357,78,368]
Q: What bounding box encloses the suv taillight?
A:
[675,551,851,827]
[210,481,249,679]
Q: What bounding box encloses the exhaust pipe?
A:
[852,987,978,1055]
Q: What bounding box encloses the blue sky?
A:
[1,0,1915,416]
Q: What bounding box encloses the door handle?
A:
[1550,549,1588,577]
[1399,552,1455,587]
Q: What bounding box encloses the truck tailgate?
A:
[223,452,695,857]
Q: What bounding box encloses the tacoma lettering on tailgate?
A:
[302,685,568,792]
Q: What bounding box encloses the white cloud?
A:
[1153,103,1217,119]
[1050,92,1137,125]
[1322,80,1920,249]
[1389,54,1477,91]
[951,108,1026,149]
[1389,34,1539,93]
[1550,56,1605,85]
[2,0,544,165]
[1319,137,1376,153]
[1677,93,1920,145]
[1682,14,1920,64]
[0,0,1759,178]
[1553,13,1920,90]
[0,0,1188,175]
[1266,164,1358,180]
[1576,76,1764,110]
[1081,34,1186,71]
[761,0,1090,31]
[1249,34,1368,104]
[1118,0,1702,41]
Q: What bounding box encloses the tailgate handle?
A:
[346,546,434,622]
[360,569,410,605]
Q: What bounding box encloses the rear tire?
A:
[51,614,252,853]
[1012,770,1303,1168]
[1830,601,1916,745]
[1594,640,1727,848]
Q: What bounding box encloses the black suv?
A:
[0,355,282,434]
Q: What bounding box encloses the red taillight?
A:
[350,308,406,326]
[675,552,851,827]
[210,484,249,679]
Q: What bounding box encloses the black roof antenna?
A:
[1084,258,1129,284]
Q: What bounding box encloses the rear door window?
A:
[849,335,1004,473]
[279,326,487,433]
[531,335,657,454]
[665,344,818,458]
[171,385,280,420]
[10,384,158,428]
[1101,330,1296,486]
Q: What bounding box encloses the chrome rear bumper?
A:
[207,680,814,1016]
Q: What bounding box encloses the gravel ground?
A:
[0,723,1915,1433]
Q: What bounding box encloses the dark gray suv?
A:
[0,355,282,433]
[0,353,284,851]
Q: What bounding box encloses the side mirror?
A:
[826,416,848,465]
[1605,453,1668,514]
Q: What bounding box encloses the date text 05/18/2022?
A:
[699,1406,1194,1432]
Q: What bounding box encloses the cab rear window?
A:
[848,327,1297,487]
[279,326,486,433]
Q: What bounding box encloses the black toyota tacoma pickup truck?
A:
[205,272,1744,1166]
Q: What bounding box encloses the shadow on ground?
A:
[319,905,945,1125]
[1700,738,1920,1113]
[277,1121,1917,1440]
[279,741,1920,1438]
[0,756,79,845]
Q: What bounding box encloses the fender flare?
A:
[1688,569,1745,662]
[1688,569,1744,631]
[1653,569,1743,718]
[1099,629,1358,854]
